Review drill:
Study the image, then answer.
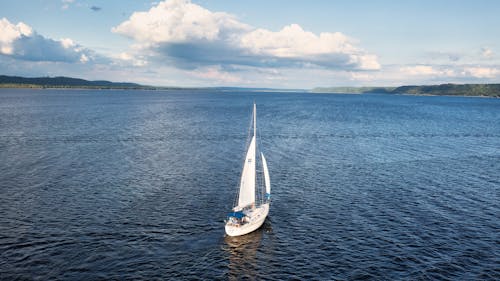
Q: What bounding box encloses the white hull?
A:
[225,204,269,237]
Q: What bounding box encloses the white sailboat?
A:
[225,103,271,237]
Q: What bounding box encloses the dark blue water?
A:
[1,89,499,280]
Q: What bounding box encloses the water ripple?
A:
[1,89,499,280]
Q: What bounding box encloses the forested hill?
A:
[0,75,144,89]
[392,84,500,97]
[312,83,500,97]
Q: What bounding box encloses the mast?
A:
[253,102,256,138]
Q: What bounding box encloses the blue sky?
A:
[1,0,499,88]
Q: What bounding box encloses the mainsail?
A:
[237,104,257,209]
[237,136,256,208]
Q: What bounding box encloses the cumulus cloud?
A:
[0,18,33,54]
[401,64,500,81]
[113,0,249,43]
[0,17,94,63]
[112,0,379,71]
[240,24,380,70]
[463,67,499,78]
[401,65,456,77]
[401,65,440,76]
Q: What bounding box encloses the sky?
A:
[1,0,499,88]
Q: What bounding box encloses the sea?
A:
[0,89,499,280]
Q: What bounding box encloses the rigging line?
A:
[255,104,265,205]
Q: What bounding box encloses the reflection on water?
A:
[224,220,273,280]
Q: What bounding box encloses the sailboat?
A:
[225,103,271,237]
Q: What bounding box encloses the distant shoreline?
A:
[0,84,302,92]
[311,84,500,98]
[0,75,177,90]
[0,75,305,92]
[0,84,192,91]
[1,75,499,97]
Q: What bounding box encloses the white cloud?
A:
[79,53,89,63]
[463,67,499,78]
[189,66,242,84]
[401,65,438,76]
[61,0,75,10]
[112,0,249,44]
[241,24,353,57]
[0,17,94,63]
[117,52,148,66]
[401,65,455,76]
[350,72,376,82]
[240,24,380,70]
[60,38,75,49]
[400,64,500,82]
[0,18,33,54]
[112,0,379,71]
